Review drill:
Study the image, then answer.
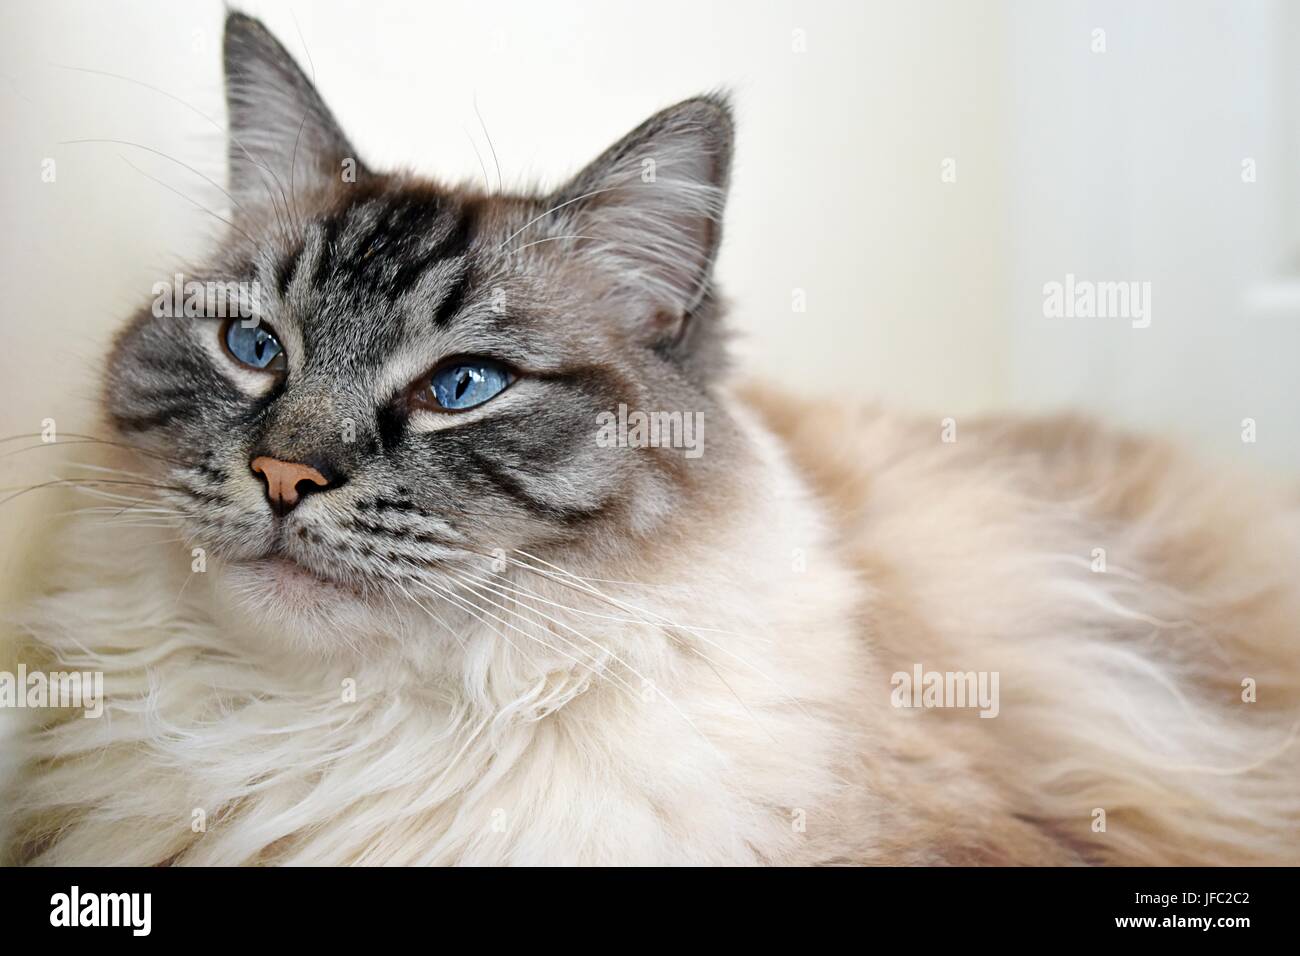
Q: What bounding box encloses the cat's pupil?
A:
[455,370,471,400]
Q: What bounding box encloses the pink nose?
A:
[250,456,331,515]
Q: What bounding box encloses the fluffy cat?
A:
[4,12,1298,865]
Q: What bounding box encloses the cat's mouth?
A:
[229,554,373,608]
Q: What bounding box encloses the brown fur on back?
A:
[745,385,1300,864]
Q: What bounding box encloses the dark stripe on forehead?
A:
[276,241,304,297]
[432,266,471,327]
[435,211,474,260]
[314,214,344,286]
[308,194,477,302]
[388,212,474,300]
[350,199,424,263]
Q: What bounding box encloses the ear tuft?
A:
[550,94,734,341]
[223,12,365,209]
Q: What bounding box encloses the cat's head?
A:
[105,13,738,652]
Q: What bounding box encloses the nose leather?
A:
[250,456,330,515]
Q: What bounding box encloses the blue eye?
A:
[224,320,286,371]
[426,359,513,411]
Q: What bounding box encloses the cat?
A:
[4,11,1298,865]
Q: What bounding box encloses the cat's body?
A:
[5,14,1299,865]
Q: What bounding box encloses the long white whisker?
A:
[114,152,257,245]
[511,234,598,253]
[455,568,778,742]
[495,186,620,250]
[59,137,247,217]
[391,578,465,650]
[447,570,633,688]
[505,551,773,643]
[509,550,816,720]
[473,95,502,192]
[439,571,741,769]
[419,576,611,678]
[463,127,492,193]
[54,63,292,225]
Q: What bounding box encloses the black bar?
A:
[0,866,1284,941]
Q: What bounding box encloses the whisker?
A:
[508,550,773,644]
[423,580,769,816]
[59,505,178,516]
[463,127,492,194]
[59,137,246,217]
[421,575,607,672]
[53,62,297,238]
[115,153,258,246]
[455,568,778,742]
[286,9,319,233]
[0,433,183,465]
[411,578,628,701]
[62,486,171,508]
[508,550,817,719]
[0,477,180,510]
[511,234,598,254]
[440,571,739,763]
[59,461,167,482]
[496,187,619,251]
[390,578,465,650]
[446,570,623,681]
[462,563,689,630]
[54,62,292,217]
[473,95,503,192]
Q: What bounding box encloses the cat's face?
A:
[104,13,736,651]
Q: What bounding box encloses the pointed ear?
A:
[550,95,733,343]
[222,12,366,208]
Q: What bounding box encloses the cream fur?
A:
[4,393,1300,865]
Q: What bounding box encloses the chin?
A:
[215,557,395,656]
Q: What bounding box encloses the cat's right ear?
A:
[223,12,367,209]
[548,95,734,347]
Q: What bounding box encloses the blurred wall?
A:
[1005,0,1299,472]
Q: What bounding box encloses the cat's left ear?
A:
[550,95,733,344]
[222,12,367,209]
